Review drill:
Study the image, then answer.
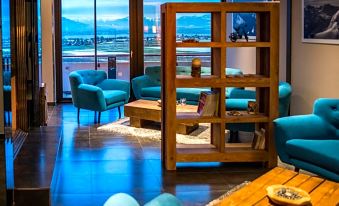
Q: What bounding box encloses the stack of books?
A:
[252,128,266,150]
[197,91,219,116]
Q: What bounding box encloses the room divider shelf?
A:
[161,2,280,170]
[224,112,269,123]
[176,42,224,48]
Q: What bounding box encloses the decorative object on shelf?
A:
[302,0,339,44]
[266,185,311,206]
[191,58,202,78]
[157,99,161,107]
[229,24,249,42]
[182,38,199,43]
[247,101,258,114]
[227,110,242,116]
[252,128,266,150]
[179,98,186,105]
[197,91,219,116]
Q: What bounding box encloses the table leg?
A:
[130,117,146,128]
[176,123,199,135]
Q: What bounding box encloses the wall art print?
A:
[303,0,339,44]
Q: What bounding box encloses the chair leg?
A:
[118,106,121,119]
[294,167,300,173]
[77,108,80,123]
[98,112,101,124]
[8,112,10,125]
[94,111,97,123]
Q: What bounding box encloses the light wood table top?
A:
[218,167,339,206]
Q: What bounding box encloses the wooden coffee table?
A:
[124,100,199,135]
[218,167,339,205]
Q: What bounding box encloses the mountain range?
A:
[62,14,212,36]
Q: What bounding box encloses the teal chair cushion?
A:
[104,193,182,206]
[103,90,128,105]
[286,139,339,174]
[104,193,140,206]
[144,193,182,206]
[140,87,161,98]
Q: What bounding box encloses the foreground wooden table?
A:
[219,167,339,206]
[124,100,198,135]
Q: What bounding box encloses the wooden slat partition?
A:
[10,0,29,132]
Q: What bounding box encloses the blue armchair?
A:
[69,70,130,123]
[274,98,339,182]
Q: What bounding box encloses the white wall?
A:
[41,0,55,103]
[290,0,339,114]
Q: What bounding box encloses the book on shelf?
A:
[251,128,266,150]
[197,91,219,116]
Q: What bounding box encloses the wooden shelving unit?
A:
[161,2,280,170]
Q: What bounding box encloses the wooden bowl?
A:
[266,185,311,206]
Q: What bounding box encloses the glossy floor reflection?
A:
[50,103,268,206]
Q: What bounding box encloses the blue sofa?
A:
[104,193,182,206]
[226,82,292,137]
[274,98,339,182]
[69,70,130,123]
[131,66,244,105]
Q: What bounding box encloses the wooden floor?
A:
[20,103,270,206]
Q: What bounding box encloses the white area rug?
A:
[98,117,211,144]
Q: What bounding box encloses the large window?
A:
[143,0,220,68]
[61,0,129,98]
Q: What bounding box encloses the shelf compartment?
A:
[176,42,224,48]
[225,75,270,87]
[226,42,271,48]
[176,145,268,162]
[224,112,269,123]
[177,112,222,124]
[176,75,225,87]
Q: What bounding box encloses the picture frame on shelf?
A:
[302,0,339,44]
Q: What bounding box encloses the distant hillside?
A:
[62,15,214,36]
[304,4,339,38]
[62,17,91,35]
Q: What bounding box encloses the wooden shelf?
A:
[177,112,222,124]
[176,42,223,48]
[226,42,271,48]
[176,75,224,87]
[161,2,280,170]
[176,146,268,162]
[225,75,270,87]
[224,112,269,123]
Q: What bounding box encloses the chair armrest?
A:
[274,114,332,163]
[131,75,159,99]
[97,79,130,103]
[77,84,106,111]
[229,88,256,99]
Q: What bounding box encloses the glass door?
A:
[61,0,95,98]
[96,1,130,81]
[61,0,130,98]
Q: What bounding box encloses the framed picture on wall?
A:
[302,0,339,44]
